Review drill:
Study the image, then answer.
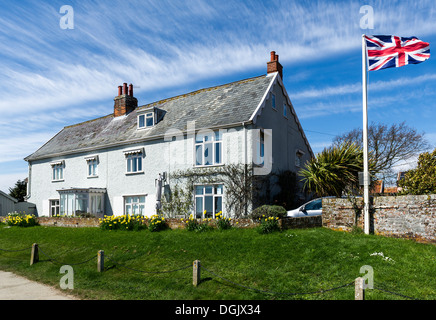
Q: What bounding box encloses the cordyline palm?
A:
[299,142,373,197]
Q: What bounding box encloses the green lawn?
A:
[0,224,435,300]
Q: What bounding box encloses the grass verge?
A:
[0,225,435,300]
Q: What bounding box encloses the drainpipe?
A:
[242,122,248,216]
[26,162,31,201]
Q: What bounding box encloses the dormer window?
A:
[138,112,154,129]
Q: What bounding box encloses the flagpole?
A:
[362,34,370,235]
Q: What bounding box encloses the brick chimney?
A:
[114,83,138,117]
[267,51,283,79]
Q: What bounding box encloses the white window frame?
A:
[194,184,224,219]
[295,149,305,168]
[194,130,223,167]
[124,195,146,215]
[85,156,98,178]
[124,149,144,174]
[50,199,60,217]
[138,112,154,129]
[51,161,64,182]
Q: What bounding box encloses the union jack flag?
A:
[364,35,430,71]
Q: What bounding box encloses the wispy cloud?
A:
[0,0,435,191]
[293,73,436,100]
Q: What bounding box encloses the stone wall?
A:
[323,194,436,244]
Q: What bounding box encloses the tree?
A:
[299,142,372,197]
[398,148,436,195]
[9,179,27,202]
[334,122,430,183]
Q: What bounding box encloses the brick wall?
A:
[323,194,436,244]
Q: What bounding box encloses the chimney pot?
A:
[267,50,283,79]
[114,82,138,117]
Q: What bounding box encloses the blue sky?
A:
[1,0,436,193]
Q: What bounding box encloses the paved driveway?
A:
[0,270,77,300]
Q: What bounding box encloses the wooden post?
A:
[97,250,104,272]
[30,243,39,265]
[193,260,201,287]
[355,277,365,300]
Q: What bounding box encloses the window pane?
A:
[195,186,203,195]
[204,133,212,142]
[139,196,145,203]
[205,186,213,194]
[215,196,222,215]
[272,94,276,109]
[60,195,66,215]
[132,204,138,215]
[195,197,203,219]
[97,196,102,213]
[204,143,212,165]
[137,156,142,171]
[138,115,145,128]
[67,194,74,216]
[215,130,222,141]
[215,185,223,194]
[132,157,137,172]
[126,197,132,204]
[215,142,221,164]
[195,145,203,165]
[205,196,213,218]
[146,116,153,127]
[127,158,132,172]
[126,205,132,215]
[195,133,203,143]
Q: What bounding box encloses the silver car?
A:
[287,198,323,217]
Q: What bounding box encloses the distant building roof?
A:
[0,190,18,203]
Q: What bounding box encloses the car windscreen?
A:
[305,199,322,210]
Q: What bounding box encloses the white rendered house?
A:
[24,52,313,218]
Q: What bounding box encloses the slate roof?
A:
[25,75,275,161]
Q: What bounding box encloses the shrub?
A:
[215,211,232,230]
[183,213,213,232]
[148,215,168,232]
[6,213,39,227]
[257,216,280,234]
[99,214,146,231]
[183,214,200,231]
[250,205,287,220]
[398,148,436,195]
